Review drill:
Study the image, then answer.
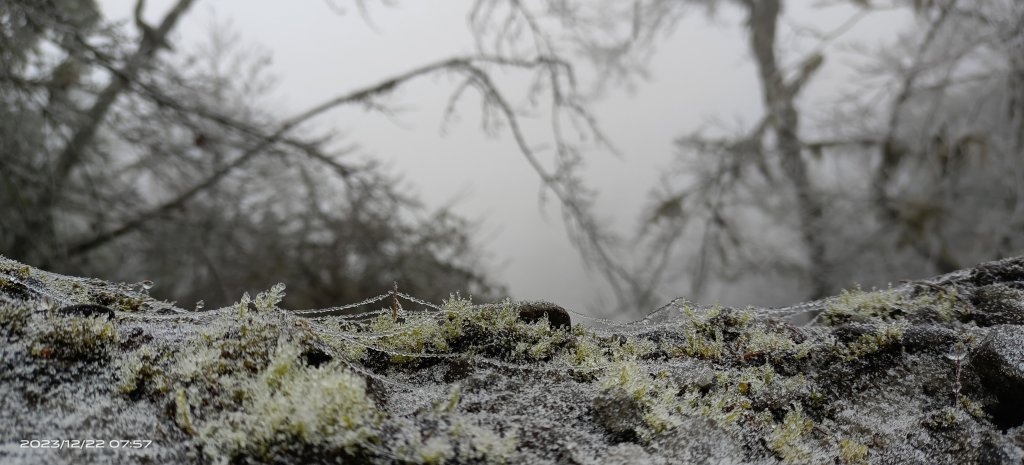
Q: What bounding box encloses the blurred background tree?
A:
[2,0,1020,316]
[521,0,1024,307]
[1,0,516,307]
[467,0,1023,311]
[657,0,1024,304]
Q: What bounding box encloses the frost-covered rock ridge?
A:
[2,256,1024,464]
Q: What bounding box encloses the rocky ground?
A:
[2,255,1024,464]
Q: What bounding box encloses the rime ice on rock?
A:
[3,255,1024,464]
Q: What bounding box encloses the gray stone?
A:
[592,387,645,440]
[597,443,657,465]
[8,255,1024,465]
[650,417,747,465]
[979,431,1024,465]
[972,285,1024,326]
[973,325,1024,429]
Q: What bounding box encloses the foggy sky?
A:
[98,0,910,316]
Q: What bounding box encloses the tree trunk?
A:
[743,0,831,299]
[9,0,196,267]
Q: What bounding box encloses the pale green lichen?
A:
[30,313,117,361]
[842,321,907,361]
[740,327,813,361]
[824,287,904,324]
[365,296,571,365]
[958,397,988,420]
[553,300,823,445]
[769,404,815,463]
[599,359,682,439]
[174,387,197,436]
[117,289,531,464]
[839,438,869,464]
[0,302,31,338]
[559,328,606,374]
[823,286,963,324]
[734,364,805,398]
[395,384,518,465]
[599,359,654,401]
[681,388,750,425]
[672,326,726,360]
[159,289,831,460]
[118,346,169,395]
[89,288,146,312]
[197,341,380,463]
[663,305,757,361]
[412,436,453,464]
[394,418,517,465]
[5,255,1017,465]
[439,417,517,465]
[673,363,808,431]
[619,337,657,359]
[113,286,382,463]
[924,406,967,430]
[5,274,935,465]
[369,311,449,363]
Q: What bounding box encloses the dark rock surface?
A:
[56,303,116,320]
[592,387,645,441]
[973,285,1024,326]
[650,417,747,465]
[3,255,1024,464]
[973,325,1024,430]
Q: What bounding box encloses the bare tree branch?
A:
[53,0,196,186]
[66,54,590,258]
[745,0,832,298]
[871,2,958,273]
[456,62,639,309]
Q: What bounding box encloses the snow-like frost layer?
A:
[3,255,1024,464]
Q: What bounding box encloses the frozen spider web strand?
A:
[289,293,392,317]
[396,292,443,311]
